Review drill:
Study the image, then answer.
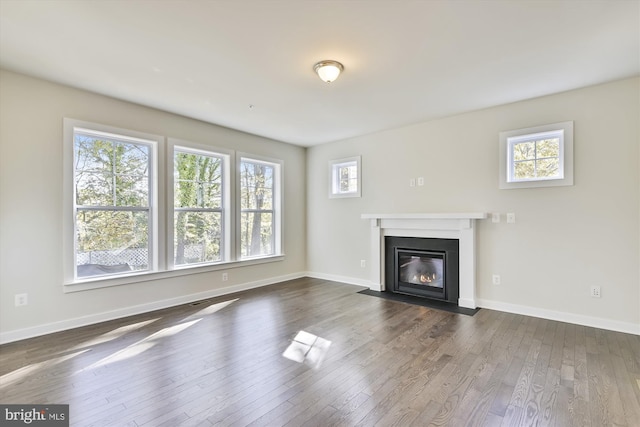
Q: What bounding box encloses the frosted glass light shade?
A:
[314,60,344,83]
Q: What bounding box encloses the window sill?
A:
[63,255,285,293]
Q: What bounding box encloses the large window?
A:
[70,124,158,279]
[172,145,229,267]
[64,119,283,288]
[239,157,281,258]
[499,121,573,189]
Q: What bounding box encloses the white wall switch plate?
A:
[492,213,500,223]
[417,177,424,186]
[507,213,516,223]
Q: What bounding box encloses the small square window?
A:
[499,122,573,189]
[329,156,361,198]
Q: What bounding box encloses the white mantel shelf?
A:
[362,212,487,309]
[361,213,487,220]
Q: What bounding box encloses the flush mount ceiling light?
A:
[313,60,344,83]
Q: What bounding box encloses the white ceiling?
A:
[1,0,638,146]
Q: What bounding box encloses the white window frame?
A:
[168,139,232,270]
[237,154,283,260]
[329,156,361,198]
[64,120,284,293]
[499,121,574,189]
[63,118,164,284]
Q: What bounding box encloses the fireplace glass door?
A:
[394,248,447,300]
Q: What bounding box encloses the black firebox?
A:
[385,236,459,304]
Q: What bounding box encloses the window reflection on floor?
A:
[282,330,331,369]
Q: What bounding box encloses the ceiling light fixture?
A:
[313,60,344,83]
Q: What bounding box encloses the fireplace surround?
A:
[361,213,486,309]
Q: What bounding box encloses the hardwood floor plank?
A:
[1,278,638,427]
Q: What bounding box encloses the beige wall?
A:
[307,77,640,333]
[1,70,638,341]
[0,70,307,341]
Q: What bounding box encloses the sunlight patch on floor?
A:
[282,330,331,370]
[77,319,201,372]
[72,318,160,350]
[0,349,91,389]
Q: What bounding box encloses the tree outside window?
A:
[74,131,153,278]
[174,148,224,266]
[240,158,277,258]
[329,156,361,198]
[499,122,573,190]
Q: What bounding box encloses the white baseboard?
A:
[305,271,372,288]
[0,272,306,344]
[476,298,640,336]
[305,275,639,335]
[4,274,636,344]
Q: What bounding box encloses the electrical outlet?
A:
[15,293,28,307]
[222,273,228,282]
[590,285,601,298]
[492,213,500,223]
[492,274,501,285]
[417,177,424,186]
[360,260,366,268]
[507,213,516,223]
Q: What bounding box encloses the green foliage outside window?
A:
[240,160,274,258]
[512,138,560,180]
[74,134,150,273]
[174,151,223,265]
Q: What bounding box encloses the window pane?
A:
[199,183,222,209]
[337,164,358,193]
[174,151,222,208]
[76,209,149,277]
[174,211,222,265]
[115,174,148,207]
[514,160,535,179]
[241,162,274,210]
[513,141,535,161]
[75,135,114,172]
[115,142,149,175]
[241,212,273,257]
[75,135,150,208]
[76,172,113,206]
[536,158,560,178]
[536,138,560,158]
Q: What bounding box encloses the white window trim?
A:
[168,139,233,270]
[237,153,283,260]
[63,119,284,293]
[499,121,574,189]
[328,156,361,198]
[63,118,165,286]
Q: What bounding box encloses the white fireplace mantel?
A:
[361,213,487,309]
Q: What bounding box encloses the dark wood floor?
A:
[1,277,639,426]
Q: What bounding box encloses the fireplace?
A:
[362,213,486,309]
[385,236,459,304]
